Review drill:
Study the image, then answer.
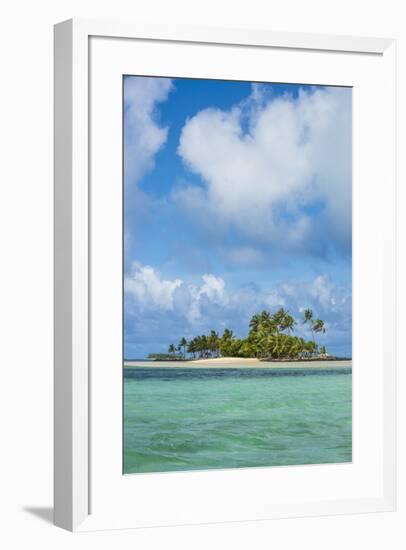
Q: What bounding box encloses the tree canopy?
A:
[155,308,328,361]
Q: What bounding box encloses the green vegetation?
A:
[168,343,177,357]
[157,308,330,361]
[178,337,188,360]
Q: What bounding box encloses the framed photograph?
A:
[54,19,396,531]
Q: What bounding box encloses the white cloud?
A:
[124,76,173,185]
[177,85,351,253]
[199,273,225,301]
[187,274,226,322]
[310,274,334,308]
[125,264,226,322]
[125,264,182,311]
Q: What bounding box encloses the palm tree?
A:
[279,334,292,358]
[313,319,326,354]
[179,337,187,360]
[194,336,203,358]
[271,333,282,359]
[249,313,261,333]
[289,337,301,359]
[220,328,234,357]
[303,308,313,323]
[187,338,197,359]
[281,312,296,334]
[250,310,277,336]
[208,330,219,357]
[255,327,271,359]
[298,337,307,358]
[313,319,325,336]
[198,334,209,358]
[303,308,315,343]
[273,307,296,334]
[168,344,176,357]
[260,310,272,324]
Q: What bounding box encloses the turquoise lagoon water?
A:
[124,365,352,474]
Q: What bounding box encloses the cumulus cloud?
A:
[177,85,352,256]
[125,263,226,323]
[124,76,173,185]
[125,263,351,355]
[125,263,182,311]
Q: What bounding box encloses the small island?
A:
[145,308,345,363]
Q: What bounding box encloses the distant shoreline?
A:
[124,357,352,369]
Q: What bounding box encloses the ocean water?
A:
[124,366,352,474]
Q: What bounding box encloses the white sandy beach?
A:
[192,356,261,364]
[124,357,352,369]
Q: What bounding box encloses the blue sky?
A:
[124,76,352,358]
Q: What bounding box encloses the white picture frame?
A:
[54,18,396,532]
